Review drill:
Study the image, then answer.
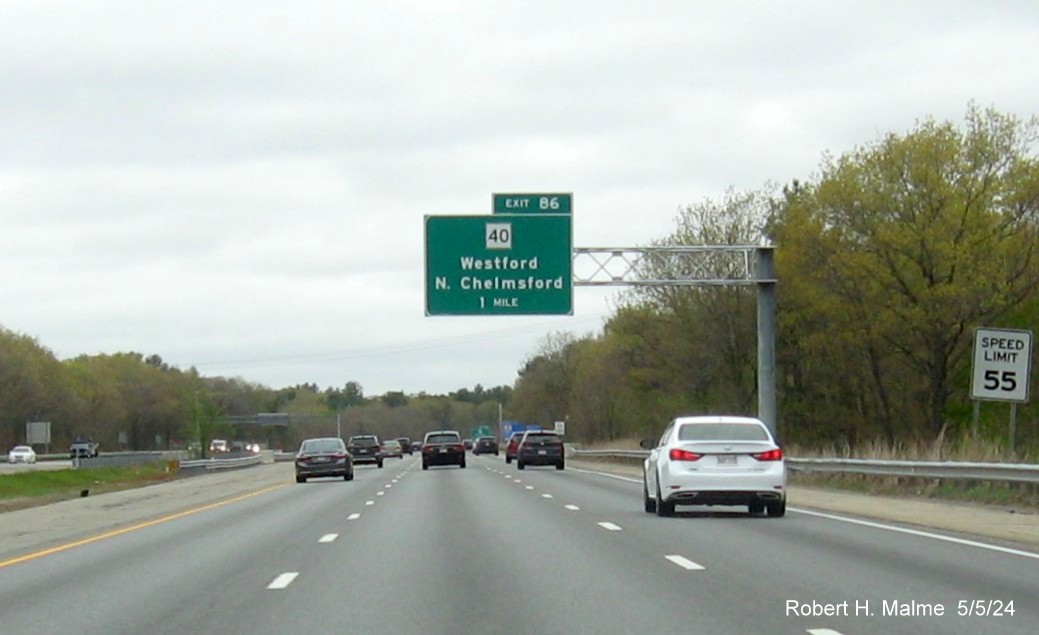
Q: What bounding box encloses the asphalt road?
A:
[1,455,1036,635]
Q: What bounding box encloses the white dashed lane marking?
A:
[318,534,338,543]
[564,505,580,511]
[597,522,622,531]
[806,630,845,635]
[665,555,705,571]
[267,572,299,590]
[347,513,361,521]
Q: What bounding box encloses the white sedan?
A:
[641,415,786,517]
[7,445,38,464]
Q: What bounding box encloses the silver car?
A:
[641,415,786,517]
[7,445,37,464]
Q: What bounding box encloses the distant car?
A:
[396,437,413,455]
[472,436,499,455]
[421,430,466,470]
[7,445,37,464]
[209,439,229,454]
[463,439,474,451]
[245,442,262,453]
[411,440,423,453]
[381,439,403,459]
[295,437,353,483]
[347,435,383,468]
[69,437,100,459]
[516,430,565,470]
[504,432,524,464]
[641,415,786,517]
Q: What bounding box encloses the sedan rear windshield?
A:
[349,437,379,447]
[301,439,343,453]
[677,423,769,442]
[426,434,460,444]
[523,434,561,444]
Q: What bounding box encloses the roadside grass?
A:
[0,464,176,512]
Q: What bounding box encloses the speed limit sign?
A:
[971,327,1032,402]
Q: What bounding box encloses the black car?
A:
[347,435,383,468]
[472,436,499,455]
[396,437,413,455]
[516,430,565,470]
[295,437,353,483]
[421,430,466,470]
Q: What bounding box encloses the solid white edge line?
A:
[598,522,623,531]
[794,508,1039,560]
[267,572,299,590]
[664,554,705,570]
[318,534,338,543]
[569,467,1039,561]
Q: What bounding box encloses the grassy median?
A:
[0,464,177,512]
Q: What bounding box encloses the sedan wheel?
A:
[655,481,675,517]
[766,499,786,517]
[749,503,765,515]
[643,478,657,513]
[295,475,306,483]
[516,460,525,470]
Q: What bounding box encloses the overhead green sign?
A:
[425,214,573,315]
[493,193,572,215]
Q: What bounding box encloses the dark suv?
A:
[421,431,466,470]
[347,435,383,468]
[516,430,565,470]
[473,436,499,455]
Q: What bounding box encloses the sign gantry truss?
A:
[572,245,774,287]
[571,245,778,436]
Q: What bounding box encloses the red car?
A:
[504,432,524,464]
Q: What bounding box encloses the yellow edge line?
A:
[0,483,288,570]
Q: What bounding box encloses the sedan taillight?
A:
[752,448,783,461]
[669,448,703,461]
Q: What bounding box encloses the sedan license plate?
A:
[538,450,548,455]
[314,457,330,463]
[716,454,737,466]
[438,448,447,453]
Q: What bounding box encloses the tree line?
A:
[0,331,512,454]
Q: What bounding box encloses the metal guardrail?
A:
[71,452,175,470]
[568,448,1039,484]
[178,454,263,472]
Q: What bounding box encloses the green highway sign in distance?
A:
[425,214,573,315]
[493,193,572,215]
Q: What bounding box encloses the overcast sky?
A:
[2,1,1037,396]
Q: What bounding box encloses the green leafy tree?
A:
[772,105,1039,440]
